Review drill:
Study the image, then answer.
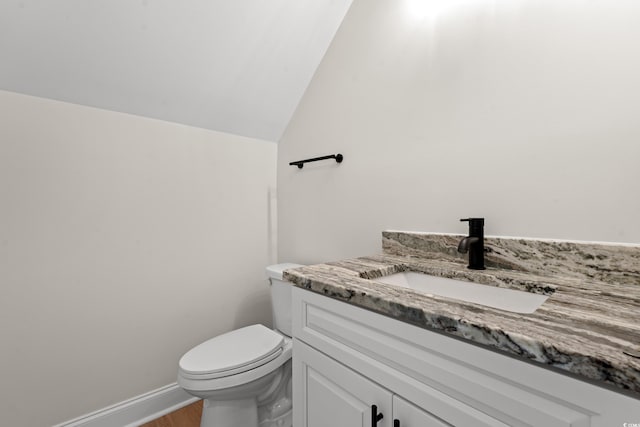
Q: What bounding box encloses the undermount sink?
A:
[375,272,549,314]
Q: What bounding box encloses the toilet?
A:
[177,263,303,427]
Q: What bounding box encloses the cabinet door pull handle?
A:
[394,420,400,427]
[371,405,384,426]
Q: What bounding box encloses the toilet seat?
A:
[178,336,292,392]
[179,324,285,380]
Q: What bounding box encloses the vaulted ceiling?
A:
[0,1,353,141]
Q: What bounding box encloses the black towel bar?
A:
[289,153,343,169]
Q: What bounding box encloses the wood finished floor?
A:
[140,400,202,427]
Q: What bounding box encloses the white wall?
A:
[0,90,277,427]
[278,0,640,264]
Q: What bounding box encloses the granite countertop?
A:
[283,231,640,396]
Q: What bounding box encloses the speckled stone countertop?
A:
[283,231,640,395]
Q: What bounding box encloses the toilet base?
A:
[183,360,292,427]
[201,398,257,427]
[259,407,292,427]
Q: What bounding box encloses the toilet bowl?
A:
[177,263,302,427]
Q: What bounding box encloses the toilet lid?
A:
[179,324,284,376]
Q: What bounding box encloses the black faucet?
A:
[458,218,485,270]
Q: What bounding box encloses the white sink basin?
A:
[375,272,549,314]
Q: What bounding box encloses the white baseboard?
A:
[52,383,199,427]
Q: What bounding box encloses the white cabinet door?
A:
[393,395,452,427]
[294,339,393,427]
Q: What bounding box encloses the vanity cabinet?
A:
[295,340,505,427]
[292,288,640,427]
[393,395,458,427]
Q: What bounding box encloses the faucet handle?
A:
[460,218,485,236]
[460,218,484,224]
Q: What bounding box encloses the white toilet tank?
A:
[266,263,303,337]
